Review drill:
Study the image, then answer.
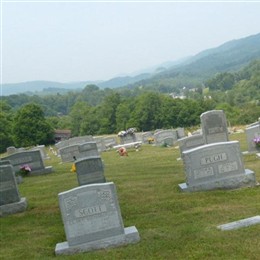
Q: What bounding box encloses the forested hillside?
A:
[124,33,260,92]
[1,58,260,153]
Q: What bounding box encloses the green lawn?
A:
[1,132,260,259]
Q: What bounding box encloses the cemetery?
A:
[0,115,260,258]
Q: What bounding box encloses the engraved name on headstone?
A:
[55,182,140,255]
[179,141,256,192]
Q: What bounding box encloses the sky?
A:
[1,1,260,84]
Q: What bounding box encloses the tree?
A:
[129,92,163,131]
[98,93,121,134]
[12,103,54,147]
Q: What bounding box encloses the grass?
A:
[1,132,260,259]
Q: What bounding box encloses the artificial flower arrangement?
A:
[253,136,260,148]
[18,164,31,176]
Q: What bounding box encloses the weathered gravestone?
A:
[245,123,260,153]
[75,156,106,186]
[176,128,185,139]
[178,134,205,159]
[59,142,99,163]
[154,129,178,146]
[2,150,53,175]
[103,136,118,149]
[141,132,154,144]
[179,141,256,192]
[55,182,140,255]
[200,110,229,144]
[0,160,23,184]
[6,146,17,155]
[30,145,50,160]
[93,137,106,152]
[119,133,137,144]
[0,165,27,217]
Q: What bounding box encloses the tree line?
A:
[0,60,259,153]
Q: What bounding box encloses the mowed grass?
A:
[1,132,260,259]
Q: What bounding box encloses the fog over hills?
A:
[2,32,260,96]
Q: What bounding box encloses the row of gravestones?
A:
[178,110,257,192]
[56,142,140,254]
[6,145,50,160]
[0,149,54,216]
[57,128,186,164]
[0,145,140,255]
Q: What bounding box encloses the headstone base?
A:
[179,169,256,192]
[55,226,140,256]
[0,197,27,217]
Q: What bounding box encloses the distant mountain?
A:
[2,33,260,96]
[96,73,151,89]
[1,80,99,96]
[152,33,260,82]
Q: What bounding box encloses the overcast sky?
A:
[1,1,260,84]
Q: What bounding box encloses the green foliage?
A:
[12,103,54,147]
[0,101,14,152]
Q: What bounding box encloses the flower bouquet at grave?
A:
[18,164,31,177]
[70,163,76,173]
[253,136,260,148]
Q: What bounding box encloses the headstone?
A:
[75,156,106,186]
[179,141,256,192]
[178,134,205,159]
[141,132,154,144]
[176,128,185,139]
[200,110,229,144]
[31,145,50,160]
[154,129,178,146]
[78,142,99,158]
[103,136,118,149]
[245,124,260,153]
[0,160,23,184]
[0,165,27,217]
[55,182,140,255]
[120,133,137,144]
[93,137,106,152]
[59,144,80,162]
[1,150,53,175]
[6,146,17,155]
[59,142,99,163]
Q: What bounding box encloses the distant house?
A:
[54,129,71,143]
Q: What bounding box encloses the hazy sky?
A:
[1,1,260,84]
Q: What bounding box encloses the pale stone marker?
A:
[154,129,177,146]
[6,146,17,155]
[217,216,260,231]
[200,110,229,144]
[75,156,106,186]
[2,150,53,175]
[178,134,205,159]
[55,182,140,255]
[179,141,256,192]
[245,124,260,153]
[0,165,27,217]
[59,142,99,163]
